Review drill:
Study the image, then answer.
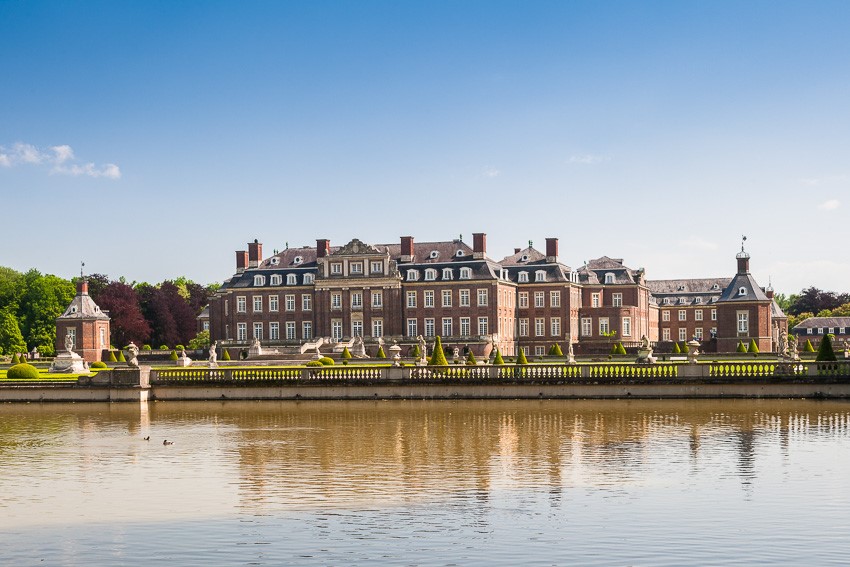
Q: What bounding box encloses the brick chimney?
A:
[765,288,774,299]
[472,233,486,259]
[236,250,249,273]
[248,239,263,268]
[77,279,89,295]
[545,237,558,263]
[400,236,414,262]
[514,248,521,254]
[316,238,330,258]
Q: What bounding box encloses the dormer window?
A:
[738,287,747,296]
[70,306,77,314]
[429,250,439,259]
[350,262,363,274]
[331,263,342,275]
[712,284,720,290]
[535,270,547,282]
[518,271,529,283]
[287,274,297,285]
[270,274,282,286]
[442,268,453,280]
[520,254,529,262]
[424,268,437,281]
[370,261,383,273]
[253,275,266,286]
[694,297,702,304]
[677,285,685,291]
[456,250,465,258]
[293,256,303,265]
[407,270,419,281]
[459,267,472,280]
[663,298,671,305]
[604,273,615,284]
[269,257,280,266]
[303,273,314,285]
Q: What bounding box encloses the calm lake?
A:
[1,399,849,566]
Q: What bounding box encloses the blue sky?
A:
[2,1,849,294]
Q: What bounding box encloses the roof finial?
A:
[528,239,533,248]
[81,261,85,280]
[741,234,747,253]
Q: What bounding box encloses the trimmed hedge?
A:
[222,349,231,361]
[466,351,477,365]
[748,339,759,354]
[493,349,505,365]
[11,353,20,364]
[169,350,178,361]
[107,350,118,362]
[91,361,108,369]
[341,347,352,359]
[142,344,152,351]
[8,363,39,380]
[736,341,747,353]
[319,356,335,366]
[672,342,682,354]
[376,346,386,359]
[516,349,529,365]
[804,339,815,353]
[816,334,837,362]
[159,345,169,350]
[306,360,323,367]
[410,344,421,358]
[428,336,448,366]
[617,343,627,355]
[175,344,185,351]
[117,350,126,362]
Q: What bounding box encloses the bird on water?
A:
[163,440,174,445]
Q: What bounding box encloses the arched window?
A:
[424,269,437,281]
[270,274,282,286]
[604,273,615,284]
[442,268,453,280]
[738,286,747,296]
[535,270,547,282]
[518,271,529,283]
[253,275,265,286]
[407,270,419,281]
[286,274,297,285]
[303,273,315,285]
[459,267,472,280]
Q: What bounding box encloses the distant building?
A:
[648,278,729,344]
[55,279,110,362]
[791,317,850,348]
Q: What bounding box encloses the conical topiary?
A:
[736,341,746,353]
[493,349,505,365]
[108,350,118,362]
[610,343,620,355]
[466,350,477,365]
[804,339,815,352]
[672,342,681,354]
[816,334,837,362]
[341,347,352,359]
[222,348,231,361]
[516,348,529,365]
[681,342,689,354]
[551,343,564,357]
[428,336,448,366]
[410,344,421,358]
[376,346,386,359]
[617,342,627,355]
[117,350,126,362]
[748,339,759,354]
[169,350,178,361]
[11,352,20,364]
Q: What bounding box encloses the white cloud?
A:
[678,236,718,251]
[481,167,501,178]
[568,153,609,165]
[818,199,840,211]
[0,141,120,179]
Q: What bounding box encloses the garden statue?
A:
[417,335,427,360]
[778,330,788,358]
[787,334,799,361]
[126,342,139,367]
[209,341,218,367]
[453,347,460,363]
[636,335,655,364]
[64,333,74,353]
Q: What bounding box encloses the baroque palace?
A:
[207,234,787,356]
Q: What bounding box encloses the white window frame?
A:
[424,290,434,308]
[737,311,749,334]
[460,317,471,336]
[442,290,452,308]
[662,310,670,322]
[550,291,561,308]
[253,322,263,340]
[285,294,295,312]
[407,291,417,308]
[442,317,452,337]
[478,317,489,336]
[662,328,671,341]
[622,317,631,337]
[237,323,247,342]
[442,268,453,280]
[695,309,703,321]
[519,292,529,308]
[351,292,363,309]
[302,294,312,311]
[592,293,600,308]
[286,322,296,341]
[599,317,610,335]
[372,319,383,338]
[519,318,529,337]
[302,322,312,339]
[550,317,561,337]
[459,267,472,280]
[253,296,263,313]
[424,318,435,337]
[477,289,488,307]
[237,296,246,313]
[534,292,545,308]
[678,310,687,321]
[269,295,279,312]
[424,269,437,281]
[407,318,418,337]
[612,293,622,307]
[581,317,592,337]
[518,271,529,283]
[286,274,297,285]
[459,289,470,307]
[372,291,383,308]
[331,293,342,310]
[270,322,280,341]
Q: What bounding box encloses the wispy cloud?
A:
[818,199,840,211]
[0,141,121,179]
[678,236,718,251]
[568,153,610,165]
[480,167,501,178]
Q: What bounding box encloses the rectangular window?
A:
[285,294,295,312]
[407,291,417,308]
[331,263,342,275]
[350,262,363,274]
[519,318,529,337]
[478,317,489,336]
[622,317,631,337]
[302,321,312,340]
[99,327,105,348]
[237,323,247,342]
[270,322,280,340]
[460,290,470,307]
[331,293,342,309]
[477,289,488,307]
[535,317,545,337]
[534,292,545,308]
[253,322,263,340]
[551,317,561,337]
[581,317,592,337]
[695,309,703,321]
[372,319,383,338]
[550,291,561,308]
[253,296,262,312]
[599,317,610,335]
[460,317,471,336]
[237,296,246,313]
[678,310,686,321]
[424,290,434,308]
[352,320,363,337]
[424,318,435,337]
[351,292,363,309]
[662,328,671,341]
[442,290,452,308]
[592,293,600,308]
[370,261,383,274]
[372,291,383,308]
[662,310,670,322]
[302,294,312,311]
[519,292,529,308]
[694,327,703,340]
[224,300,229,316]
[711,309,717,321]
[269,295,279,312]
[285,322,296,340]
[737,312,749,333]
[203,321,209,331]
[535,346,546,357]
[442,317,453,337]
[331,320,343,341]
[407,318,418,337]
[613,293,622,307]
[679,328,687,342]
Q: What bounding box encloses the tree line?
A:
[774,286,850,330]
[0,266,217,356]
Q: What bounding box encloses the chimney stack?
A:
[400,236,414,262]
[77,279,89,295]
[514,248,521,254]
[472,233,486,259]
[316,239,330,258]
[545,237,558,263]
[236,250,249,273]
[248,239,263,268]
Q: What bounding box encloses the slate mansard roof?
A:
[577,256,645,285]
[648,278,730,306]
[791,317,850,332]
[58,288,110,320]
[499,246,576,283]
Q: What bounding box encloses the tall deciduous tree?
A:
[137,281,198,348]
[0,309,26,355]
[18,270,74,355]
[96,282,151,347]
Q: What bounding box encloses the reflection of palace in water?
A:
[137,400,850,510]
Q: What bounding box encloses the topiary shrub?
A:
[816,334,837,362]
[748,339,759,354]
[91,361,108,369]
[319,356,335,366]
[175,344,185,351]
[341,347,352,359]
[610,343,619,355]
[107,350,118,362]
[117,350,126,362]
[159,345,169,350]
[493,349,505,365]
[617,343,627,355]
[222,349,231,361]
[169,350,178,361]
[10,353,20,364]
[736,341,747,353]
[551,343,564,357]
[8,363,39,380]
[672,342,681,354]
[306,360,323,367]
[142,344,152,351]
[428,336,448,366]
[516,349,529,365]
[376,346,386,359]
[466,351,477,365]
[681,342,689,354]
[804,339,815,353]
